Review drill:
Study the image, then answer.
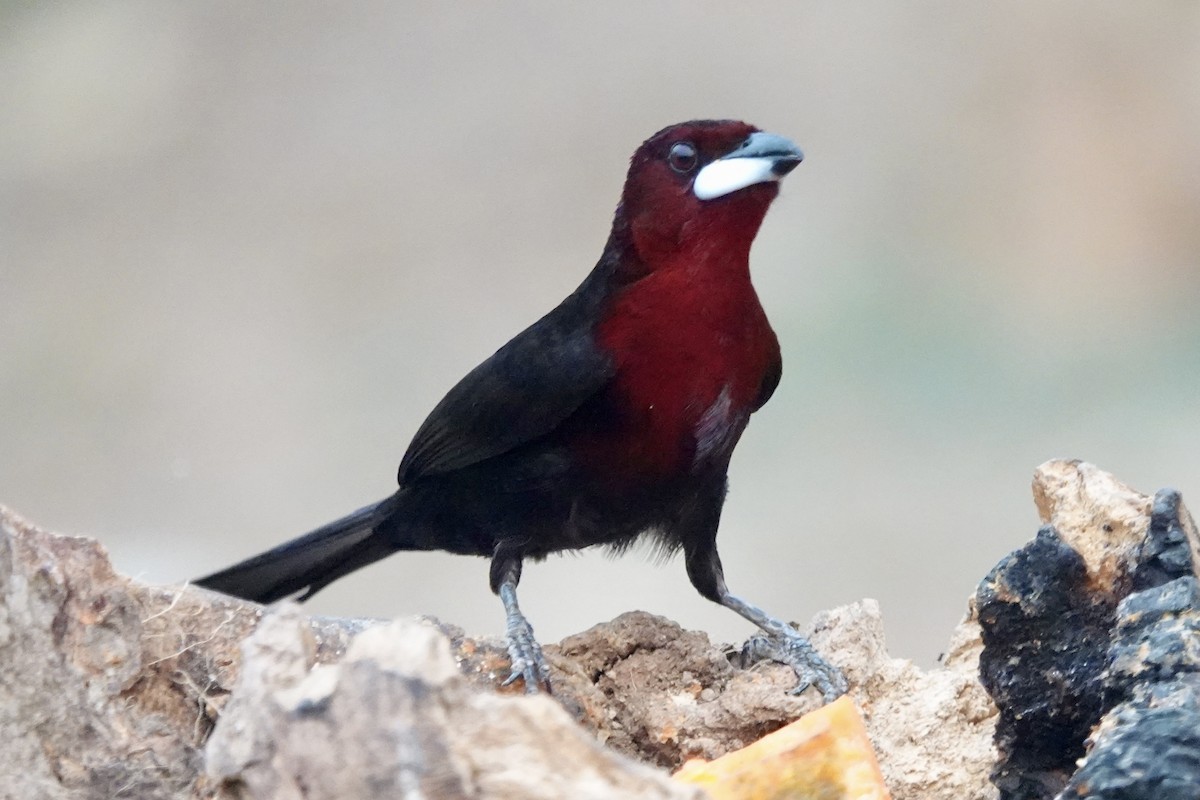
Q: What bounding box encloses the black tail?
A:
[194,493,404,603]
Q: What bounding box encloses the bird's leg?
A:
[490,549,551,694]
[720,590,847,702]
[498,577,551,693]
[682,480,846,701]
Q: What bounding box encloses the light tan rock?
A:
[205,606,702,800]
[1033,459,1200,600]
[0,503,1001,799]
[817,602,997,800]
[545,600,998,800]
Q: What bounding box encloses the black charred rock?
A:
[1106,577,1200,702]
[976,526,1116,800]
[1059,576,1200,799]
[1058,705,1200,800]
[979,485,1200,800]
[1133,489,1197,592]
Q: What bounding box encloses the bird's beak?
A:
[692,132,804,201]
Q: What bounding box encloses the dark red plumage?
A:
[195,120,845,700]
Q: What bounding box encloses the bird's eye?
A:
[668,142,698,174]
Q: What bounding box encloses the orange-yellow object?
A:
[673,696,890,800]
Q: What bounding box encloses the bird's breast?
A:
[581,269,777,482]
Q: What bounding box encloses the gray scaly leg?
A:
[722,591,847,702]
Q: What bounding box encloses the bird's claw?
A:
[502,614,551,694]
[738,632,848,703]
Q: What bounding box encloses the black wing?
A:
[398,296,614,483]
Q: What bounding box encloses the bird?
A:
[194,119,847,701]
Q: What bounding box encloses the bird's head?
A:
[615,120,802,271]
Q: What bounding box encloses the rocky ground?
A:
[2,459,1196,799]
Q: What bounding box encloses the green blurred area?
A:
[3,3,1198,663]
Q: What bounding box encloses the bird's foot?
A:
[737,631,847,702]
[501,612,551,694]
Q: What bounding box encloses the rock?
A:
[1133,488,1200,591]
[0,506,699,799]
[976,526,1114,799]
[548,601,998,800]
[855,607,998,800]
[23,459,1200,800]
[0,505,385,800]
[1059,499,1200,799]
[1031,459,1155,597]
[673,696,890,799]
[1,505,235,800]
[551,609,817,768]
[977,461,1200,800]
[0,503,1000,800]
[205,605,701,800]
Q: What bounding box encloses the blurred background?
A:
[3,3,1199,665]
